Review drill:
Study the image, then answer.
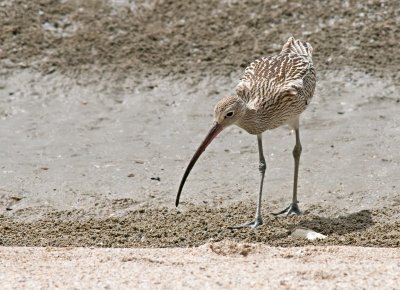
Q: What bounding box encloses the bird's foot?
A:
[272,203,301,216]
[228,217,263,229]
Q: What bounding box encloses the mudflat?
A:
[0,0,399,288]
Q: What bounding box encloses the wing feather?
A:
[236,53,313,103]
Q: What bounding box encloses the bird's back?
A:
[236,37,316,131]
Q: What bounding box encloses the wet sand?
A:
[0,69,399,249]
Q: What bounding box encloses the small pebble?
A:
[10,196,22,201]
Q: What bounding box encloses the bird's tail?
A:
[281,36,313,60]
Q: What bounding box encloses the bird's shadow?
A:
[294,209,374,236]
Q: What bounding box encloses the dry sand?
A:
[1,242,400,289]
[0,0,399,288]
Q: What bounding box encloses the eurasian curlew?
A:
[176,36,316,228]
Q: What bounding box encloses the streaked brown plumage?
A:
[176,37,317,228]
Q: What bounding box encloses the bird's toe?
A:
[272,203,301,216]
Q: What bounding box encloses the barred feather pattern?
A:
[235,37,316,135]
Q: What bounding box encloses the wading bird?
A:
[175,37,316,228]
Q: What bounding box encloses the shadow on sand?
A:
[297,210,374,235]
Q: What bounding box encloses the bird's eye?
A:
[226,112,234,117]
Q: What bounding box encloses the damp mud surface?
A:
[1,66,399,249]
[1,204,400,248]
[0,0,400,275]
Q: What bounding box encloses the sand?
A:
[1,243,399,289]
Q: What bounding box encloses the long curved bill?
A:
[175,122,223,207]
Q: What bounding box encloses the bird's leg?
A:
[273,128,302,216]
[229,134,265,229]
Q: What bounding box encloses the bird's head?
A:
[213,95,246,128]
[175,95,246,207]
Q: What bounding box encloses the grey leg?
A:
[229,134,265,229]
[273,128,302,216]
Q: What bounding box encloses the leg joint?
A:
[259,161,266,173]
[292,143,302,158]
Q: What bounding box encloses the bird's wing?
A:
[235,53,313,105]
[281,36,313,60]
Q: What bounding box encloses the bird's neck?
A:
[236,106,263,135]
